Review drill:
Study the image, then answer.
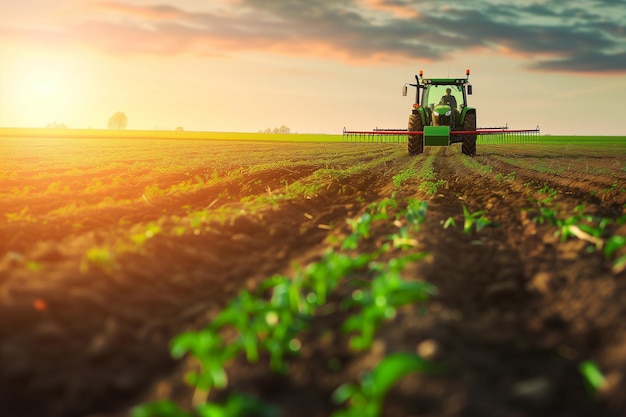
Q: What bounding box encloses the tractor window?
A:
[425,85,463,111]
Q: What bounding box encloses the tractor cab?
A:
[423,83,465,128]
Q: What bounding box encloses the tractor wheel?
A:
[407,114,424,155]
[462,112,477,156]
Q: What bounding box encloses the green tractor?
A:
[402,69,476,156]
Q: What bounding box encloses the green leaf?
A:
[605,235,626,258]
[475,216,492,232]
[170,331,217,359]
[332,383,360,404]
[443,217,456,229]
[613,254,626,273]
[386,253,428,272]
[387,282,436,305]
[196,394,279,417]
[579,360,606,392]
[132,400,194,417]
[370,353,440,398]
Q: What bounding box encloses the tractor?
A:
[343,69,538,151]
[403,69,476,156]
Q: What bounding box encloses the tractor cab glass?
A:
[423,85,464,112]
[423,84,465,127]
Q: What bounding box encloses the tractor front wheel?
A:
[408,114,424,155]
[462,112,477,156]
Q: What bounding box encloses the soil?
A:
[1,139,626,417]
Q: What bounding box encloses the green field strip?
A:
[0,127,344,143]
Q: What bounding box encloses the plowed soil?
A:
[1,138,626,417]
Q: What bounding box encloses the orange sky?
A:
[1,1,625,135]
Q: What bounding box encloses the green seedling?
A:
[533,205,609,247]
[132,395,278,417]
[532,207,558,225]
[170,329,235,390]
[417,179,445,196]
[300,250,374,307]
[462,206,492,233]
[342,254,433,351]
[25,261,42,272]
[605,236,626,258]
[132,400,194,417]
[196,394,278,417]
[343,213,374,250]
[443,217,456,229]
[405,199,428,228]
[368,196,397,218]
[213,290,305,374]
[82,247,117,272]
[536,185,558,204]
[605,235,626,272]
[392,168,416,187]
[131,222,162,245]
[389,227,418,250]
[5,207,37,223]
[579,360,606,395]
[332,353,441,417]
[495,171,516,182]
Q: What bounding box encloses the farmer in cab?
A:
[440,88,458,110]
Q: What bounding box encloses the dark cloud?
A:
[227,0,626,72]
[2,0,624,73]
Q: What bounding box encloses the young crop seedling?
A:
[332,353,442,417]
[418,179,446,196]
[405,199,428,229]
[531,204,626,271]
[604,235,626,273]
[132,394,277,417]
[443,217,456,229]
[392,168,417,188]
[495,171,516,183]
[462,206,493,234]
[341,253,434,351]
[579,360,606,396]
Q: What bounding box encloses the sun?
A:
[29,72,61,99]
[4,50,87,127]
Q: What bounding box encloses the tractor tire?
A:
[462,112,477,156]
[407,114,424,155]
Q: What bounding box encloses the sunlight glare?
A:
[5,50,88,127]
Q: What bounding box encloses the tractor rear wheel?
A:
[408,114,424,155]
[462,112,477,156]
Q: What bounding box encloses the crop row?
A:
[79,151,405,274]
[132,172,438,417]
[450,148,626,272]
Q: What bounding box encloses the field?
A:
[1,133,626,417]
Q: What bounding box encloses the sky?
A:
[1,0,625,135]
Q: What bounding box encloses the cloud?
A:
[1,0,624,73]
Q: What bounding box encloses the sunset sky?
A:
[1,0,625,135]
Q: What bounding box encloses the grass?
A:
[0,127,344,143]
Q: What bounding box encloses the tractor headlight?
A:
[433,110,439,116]
[445,110,451,116]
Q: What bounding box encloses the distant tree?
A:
[46,121,67,129]
[263,125,291,134]
[108,112,128,130]
[175,126,184,131]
